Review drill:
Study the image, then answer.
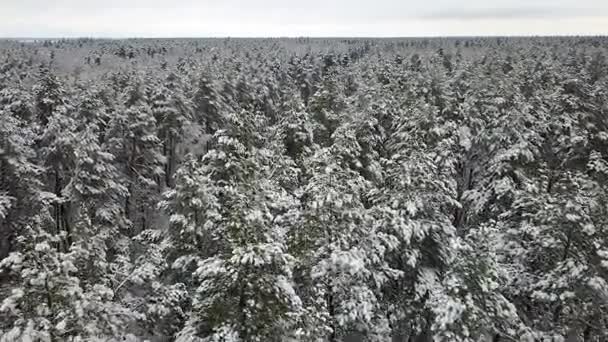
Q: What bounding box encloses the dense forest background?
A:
[1,37,608,342]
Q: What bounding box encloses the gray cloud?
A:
[419,6,604,20]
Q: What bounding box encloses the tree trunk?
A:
[238,281,249,341]
[327,285,338,342]
[453,159,474,232]
[53,167,64,251]
[61,202,72,250]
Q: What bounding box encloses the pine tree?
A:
[150,72,194,188]
[291,124,399,342]
[166,112,302,342]
[106,81,165,233]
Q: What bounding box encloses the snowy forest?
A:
[1,37,608,342]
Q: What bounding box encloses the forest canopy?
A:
[1,37,608,342]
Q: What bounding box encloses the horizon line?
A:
[1,34,607,40]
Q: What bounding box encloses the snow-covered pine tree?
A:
[290,122,400,342]
[150,72,194,188]
[105,79,165,234]
[164,110,302,342]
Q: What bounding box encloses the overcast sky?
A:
[1,0,607,37]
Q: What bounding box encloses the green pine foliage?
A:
[1,37,608,341]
